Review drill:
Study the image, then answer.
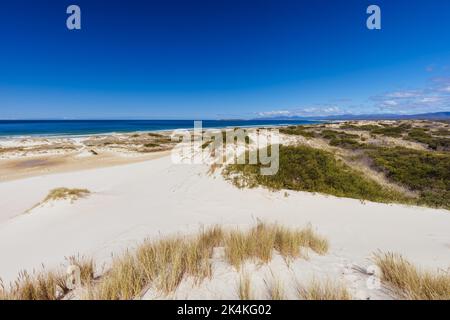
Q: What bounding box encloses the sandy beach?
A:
[0,130,449,299]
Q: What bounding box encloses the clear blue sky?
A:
[0,0,449,119]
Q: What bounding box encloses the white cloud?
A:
[386,91,422,98]
[441,86,450,93]
[381,100,399,106]
[257,110,290,117]
[256,105,344,118]
[371,77,450,113]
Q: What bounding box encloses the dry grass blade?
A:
[238,272,253,300]
[67,255,95,285]
[297,279,352,300]
[373,252,450,300]
[224,223,329,268]
[92,253,144,300]
[0,270,68,300]
[265,276,285,300]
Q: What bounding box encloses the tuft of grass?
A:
[44,187,90,203]
[224,223,328,269]
[224,231,250,269]
[0,255,96,300]
[91,228,227,299]
[67,255,95,286]
[0,270,68,300]
[265,276,285,300]
[238,272,253,300]
[92,253,144,300]
[25,187,91,213]
[297,279,352,300]
[373,252,450,300]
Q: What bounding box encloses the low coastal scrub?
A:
[339,123,381,131]
[370,124,410,138]
[319,130,362,149]
[280,126,316,138]
[367,147,450,209]
[406,128,449,151]
[224,145,408,204]
[373,252,450,300]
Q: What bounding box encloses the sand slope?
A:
[0,155,449,298]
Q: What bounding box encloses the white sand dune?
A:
[0,154,449,298]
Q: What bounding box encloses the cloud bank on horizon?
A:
[257,75,450,118]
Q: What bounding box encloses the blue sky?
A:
[0,0,449,119]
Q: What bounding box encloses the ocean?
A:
[0,120,320,137]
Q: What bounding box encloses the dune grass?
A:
[373,252,450,300]
[265,277,285,300]
[25,187,91,213]
[0,270,67,300]
[238,272,253,300]
[44,188,90,202]
[0,256,94,300]
[91,231,219,299]
[224,223,328,269]
[297,279,352,300]
[88,223,327,299]
[1,223,327,300]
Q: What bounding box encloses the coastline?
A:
[0,123,298,182]
[0,119,448,300]
[0,146,449,298]
[0,119,321,138]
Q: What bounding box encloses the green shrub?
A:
[371,125,409,138]
[280,126,315,138]
[320,130,362,149]
[144,143,160,148]
[433,129,449,137]
[368,147,450,209]
[224,145,407,204]
[406,128,449,150]
[340,124,380,131]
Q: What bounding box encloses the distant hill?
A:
[254,111,450,121]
